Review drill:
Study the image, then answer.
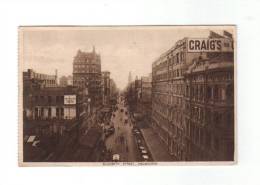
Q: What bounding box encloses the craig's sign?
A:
[187,38,233,53]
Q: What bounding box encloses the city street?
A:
[104,98,139,162]
[21,27,235,163]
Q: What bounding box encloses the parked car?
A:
[132,127,140,134]
[136,139,142,145]
[142,155,149,161]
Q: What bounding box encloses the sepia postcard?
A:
[18,26,236,166]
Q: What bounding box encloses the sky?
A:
[21,26,234,90]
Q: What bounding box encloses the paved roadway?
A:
[105,99,139,162]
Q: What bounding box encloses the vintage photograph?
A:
[19,26,235,165]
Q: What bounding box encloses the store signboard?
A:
[187,38,233,52]
[64,95,76,105]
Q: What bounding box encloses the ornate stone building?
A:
[184,53,234,161]
[151,31,234,161]
[139,75,152,126]
[152,38,202,160]
[72,47,102,108]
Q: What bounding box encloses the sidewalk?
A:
[140,128,175,162]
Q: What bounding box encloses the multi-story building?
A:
[109,78,118,104]
[126,77,143,121]
[152,38,200,160]
[23,69,87,135]
[23,86,84,121]
[139,75,152,126]
[141,75,152,102]
[23,69,58,91]
[151,31,234,161]
[23,69,58,120]
[101,71,110,106]
[184,53,234,161]
[73,47,102,108]
[23,74,87,161]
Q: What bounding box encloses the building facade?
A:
[23,69,58,91]
[109,78,118,103]
[141,75,152,103]
[152,38,200,160]
[23,73,87,161]
[151,31,234,161]
[101,71,110,106]
[73,48,102,108]
[139,75,152,126]
[23,86,84,121]
[184,53,234,161]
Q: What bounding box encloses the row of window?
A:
[168,52,185,66]
[169,109,183,124]
[152,109,168,129]
[32,124,66,137]
[185,106,233,129]
[153,82,167,93]
[168,83,184,95]
[153,51,185,72]
[186,122,220,152]
[74,64,100,69]
[168,96,183,107]
[152,119,186,160]
[154,84,233,106]
[153,68,185,81]
[33,95,64,104]
[43,79,56,85]
[153,93,168,105]
[153,72,168,81]
[73,69,100,73]
[34,107,64,118]
[185,84,233,102]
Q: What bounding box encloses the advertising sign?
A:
[187,38,233,53]
[64,95,76,105]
